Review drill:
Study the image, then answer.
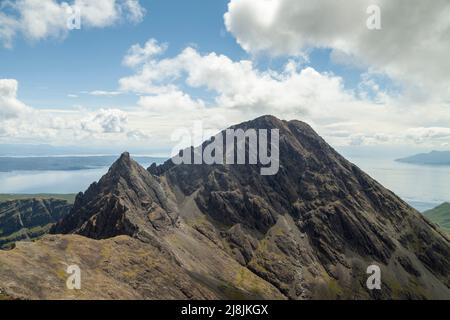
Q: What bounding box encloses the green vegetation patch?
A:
[424,202,450,234]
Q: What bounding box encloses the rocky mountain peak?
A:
[103,151,143,183]
[235,114,286,129]
[111,152,132,171]
[120,151,131,160]
[52,152,178,240]
[149,115,450,299]
[46,116,450,299]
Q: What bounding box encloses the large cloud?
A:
[81,108,128,134]
[117,39,450,148]
[0,78,141,145]
[225,0,450,101]
[3,28,450,150]
[119,39,352,115]
[0,79,31,119]
[137,90,205,112]
[0,0,146,47]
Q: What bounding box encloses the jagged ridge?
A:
[51,152,178,241]
[1,115,449,300]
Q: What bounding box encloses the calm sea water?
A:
[0,156,448,212]
[0,159,160,195]
[346,156,450,212]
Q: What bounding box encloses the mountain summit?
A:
[1,115,449,300]
[149,115,450,299]
[51,151,178,241]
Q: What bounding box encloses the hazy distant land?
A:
[0,194,76,204]
[0,156,165,172]
[396,150,450,165]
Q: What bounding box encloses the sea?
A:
[0,156,164,195]
[344,156,450,212]
[0,154,449,212]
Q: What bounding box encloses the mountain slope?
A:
[424,203,450,233]
[46,152,285,300]
[0,234,284,300]
[151,115,450,299]
[0,115,449,300]
[0,198,72,249]
[51,152,179,242]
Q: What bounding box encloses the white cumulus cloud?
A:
[225,0,450,101]
[138,90,205,112]
[0,79,138,145]
[81,108,128,133]
[0,0,146,47]
[0,79,31,119]
[117,39,450,148]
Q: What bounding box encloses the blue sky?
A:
[0,0,449,151]
[0,0,239,109]
[0,1,239,109]
[0,0,365,110]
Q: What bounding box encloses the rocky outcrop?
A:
[51,152,178,242]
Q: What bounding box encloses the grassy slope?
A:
[0,194,76,204]
[424,203,450,233]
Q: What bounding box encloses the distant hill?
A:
[0,194,76,204]
[0,144,170,158]
[0,155,165,172]
[0,198,72,249]
[424,203,450,233]
[396,151,450,165]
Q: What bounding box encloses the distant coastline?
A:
[0,155,166,172]
[0,194,76,204]
[396,150,450,165]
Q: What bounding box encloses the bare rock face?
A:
[51,152,178,242]
[43,151,284,300]
[1,115,449,300]
[152,115,450,299]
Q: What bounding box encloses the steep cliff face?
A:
[151,115,450,299]
[0,198,71,249]
[51,152,179,242]
[1,115,449,300]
